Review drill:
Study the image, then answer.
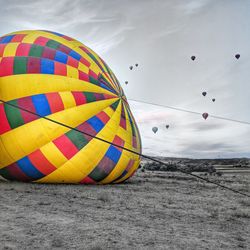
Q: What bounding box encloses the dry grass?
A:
[97,192,111,203]
[0,171,249,249]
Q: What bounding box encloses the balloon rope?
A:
[128,98,250,125]
[0,99,249,198]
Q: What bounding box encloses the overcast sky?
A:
[1,0,250,158]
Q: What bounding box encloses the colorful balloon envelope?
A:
[0,30,141,184]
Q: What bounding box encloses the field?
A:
[0,161,249,250]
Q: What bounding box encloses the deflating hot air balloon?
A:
[202,113,209,120]
[152,127,158,133]
[0,30,141,184]
[202,91,207,97]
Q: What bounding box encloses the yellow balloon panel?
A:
[0,30,141,184]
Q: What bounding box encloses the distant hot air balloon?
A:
[191,56,196,61]
[202,91,207,97]
[125,81,128,85]
[166,125,169,129]
[152,127,158,133]
[212,98,216,102]
[135,63,138,67]
[129,66,133,70]
[235,54,240,59]
[0,30,141,184]
[202,113,209,120]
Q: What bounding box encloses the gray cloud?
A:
[189,121,226,131]
[180,142,235,152]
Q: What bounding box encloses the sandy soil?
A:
[0,171,249,250]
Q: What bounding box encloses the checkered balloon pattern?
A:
[0,30,141,184]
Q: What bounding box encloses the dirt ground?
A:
[0,170,249,250]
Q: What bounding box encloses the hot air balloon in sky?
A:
[202,113,209,120]
[212,98,216,102]
[129,66,133,70]
[235,54,240,59]
[135,63,138,67]
[166,125,169,129]
[0,30,141,184]
[125,81,128,85]
[202,91,207,97]
[152,127,158,133]
[191,56,196,61]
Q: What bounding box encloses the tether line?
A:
[128,98,250,125]
[0,99,249,198]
